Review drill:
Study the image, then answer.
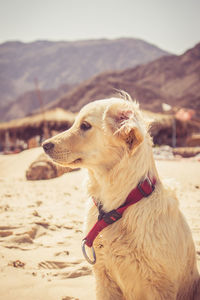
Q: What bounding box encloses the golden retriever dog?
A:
[43,94,199,300]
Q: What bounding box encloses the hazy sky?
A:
[0,0,199,54]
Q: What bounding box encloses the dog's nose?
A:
[43,142,54,153]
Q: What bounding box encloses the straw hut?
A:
[0,108,76,152]
[143,110,200,147]
[0,106,199,152]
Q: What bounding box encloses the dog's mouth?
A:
[51,156,82,167]
[71,158,82,164]
[45,148,82,165]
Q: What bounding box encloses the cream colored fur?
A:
[43,95,200,300]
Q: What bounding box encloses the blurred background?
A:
[0,0,200,155]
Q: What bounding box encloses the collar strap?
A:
[83,176,156,248]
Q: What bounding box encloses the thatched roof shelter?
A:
[0,106,199,152]
[0,108,76,150]
[143,110,200,146]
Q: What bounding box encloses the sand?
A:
[0,148,199,300]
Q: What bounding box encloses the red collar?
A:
[83,176,156,252]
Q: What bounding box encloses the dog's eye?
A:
[80,121,92,131]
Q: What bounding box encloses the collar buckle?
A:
[102,209,122,224]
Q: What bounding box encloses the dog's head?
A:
[43,96,147,170]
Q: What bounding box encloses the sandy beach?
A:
[0,148,199,300]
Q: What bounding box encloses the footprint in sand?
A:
[38,260,82,269]
[14,225,44,240]
[61,264,92,279]
[62,297,79,300]
[8,234,33,244]
[0,226,18,230]
[0,230,13,237]
[38,261,70,269]
[35,221,50,228]
[54,250,70,256]
[38,260,92,278]
[1,225,47,249]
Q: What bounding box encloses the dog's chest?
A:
[94,219,138,259]
[94,227,145,294]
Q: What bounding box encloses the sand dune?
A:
[0,148,199,299]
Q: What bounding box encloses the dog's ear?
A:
[103,103,144,152]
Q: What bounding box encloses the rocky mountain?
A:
[0,38,169,107]
[0,83,72,121]
[47,42,200,117]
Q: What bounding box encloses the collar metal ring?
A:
[82,239,96,265]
